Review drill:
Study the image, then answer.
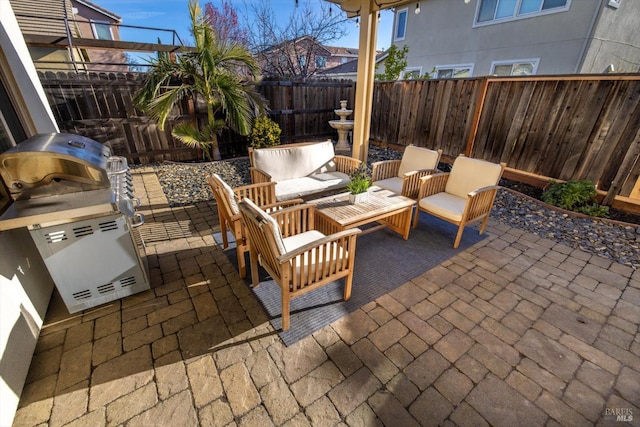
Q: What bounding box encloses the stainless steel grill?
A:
[0,133,149,313]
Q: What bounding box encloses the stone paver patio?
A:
[12,167,640,426]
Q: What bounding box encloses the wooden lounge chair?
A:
[207,174,301,278]
[238,198,360,331]
[371,146,442,199]
[413,156,506,248]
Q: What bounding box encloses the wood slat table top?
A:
[309,187,416,227]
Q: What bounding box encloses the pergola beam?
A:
[324,0,415,161]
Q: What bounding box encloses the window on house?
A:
[401,67,423,80]
[315,56,327,69]
[341,57,349,64]
[0,78,25,153]
[395,8,408,41]
[477,0,569,24]
[491,59,539,75]
[433,64,474,79]
[91,20,114,40]
[298,55,306,67]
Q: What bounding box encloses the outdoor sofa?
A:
[248,140,361,201]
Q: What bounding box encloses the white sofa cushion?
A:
[374,177,403,195]
[418,192,467,222]
[398,146,440,177]
[252,141,337,182]
[275,172,350,201]
[214,174,239,215]
[445,157,503,199]
[242,198,287,255]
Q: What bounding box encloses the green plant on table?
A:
[542,180,609,218]
[347,163,372,195]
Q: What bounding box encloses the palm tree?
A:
[134,0,266,160]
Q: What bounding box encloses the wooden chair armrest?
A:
[249,167,272,184]
[401,168,440,199]
[262,198,304,213]
[371,160,401,182]
[270,203,316,237]
[468,185,502,198]
[465,185,502,221]
[277,228,361,263]
[334,155,362,174]
[234,181,277,205]
[417,172,450,199]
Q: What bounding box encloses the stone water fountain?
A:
[329,100,354,152]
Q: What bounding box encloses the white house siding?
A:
[393,0,637,77]
[0,2,58,425]
[579,1,640,73]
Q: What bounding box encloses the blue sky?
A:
[95,0,395,51]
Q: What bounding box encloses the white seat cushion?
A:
[374,177,403,194]
[445,157,502,199]
[398,146,440,177]
[419,192,467,222]
[275,172,350,201]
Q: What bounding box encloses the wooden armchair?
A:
[372,146,442,199]
[207,174,301,278]
[238,198,361,331]
[413,156,506,248]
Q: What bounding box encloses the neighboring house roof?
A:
[319,51,387,77]
[262,35,333,56]
[73,0,121,22]
[324,46,359,57]
[321,59,359,75]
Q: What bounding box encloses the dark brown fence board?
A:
[37,72,640,203]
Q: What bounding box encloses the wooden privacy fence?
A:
[39,71,640,204]
[38,72,355,163]
[371,75,640,203]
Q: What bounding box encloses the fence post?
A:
[465,76,490,157]
[603,127,640,206]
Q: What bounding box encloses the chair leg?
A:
[220,218,229,249]
[412,207,421,228]
[249,245,260,287]
[343,271,354,300]
[479,214,490,235]
[281,286,290,331]
[236,245,246,278]
[453,224,465,249]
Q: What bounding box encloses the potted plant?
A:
[134,0,267,161]
[347,163,372,204]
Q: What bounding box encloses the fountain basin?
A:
[329,120,354,130]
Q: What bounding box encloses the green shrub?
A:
[347,163,372,194]
[542,180,609,218]
[249,116,281,148]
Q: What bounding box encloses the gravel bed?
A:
[146,145,639,269]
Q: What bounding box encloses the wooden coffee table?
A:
[309,187,416,240]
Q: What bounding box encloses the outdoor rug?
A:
[214,212,486,346]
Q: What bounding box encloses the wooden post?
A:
[465,77,490,157]
[603,127,640,206]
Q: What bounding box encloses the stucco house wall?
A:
[579,0,640,73]
[393,0,639,77]
[0,2,58,425]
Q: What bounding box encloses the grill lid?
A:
[0,133,111,200]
